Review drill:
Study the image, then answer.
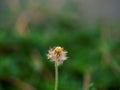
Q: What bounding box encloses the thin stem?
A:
[55,62,58,90]
[83,71,91,90]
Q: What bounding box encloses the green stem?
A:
[55,62,58,90]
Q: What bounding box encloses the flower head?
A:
[47,46,67,66]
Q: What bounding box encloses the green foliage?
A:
[0,1,120,90]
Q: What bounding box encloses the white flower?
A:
[47,46,67,66]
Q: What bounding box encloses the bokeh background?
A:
[0,0,120,90]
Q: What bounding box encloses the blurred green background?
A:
[0,0,120,90]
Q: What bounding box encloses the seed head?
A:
[47,46,67,66]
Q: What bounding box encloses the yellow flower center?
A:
[54,47,63,54]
